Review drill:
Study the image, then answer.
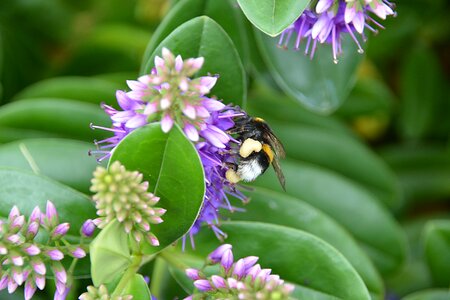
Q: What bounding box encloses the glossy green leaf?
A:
[337,77,395,119]
[380,145,450,206]
[237,0,309,36]
[90,220,131,285]
[228,188,383,299]
[0,98,111,142]
[0,168,95,237]
[0,138,99,194]
[402,289,450,300]
[13,76,120,106]
[256,31,363,113]
[269,122,400,209]
[141,0,249,73]
[141,16,246,106]
[247,84,354,138]
[123,274,152,299]
[183,222,371,300]
[253,160,406,275]
[399,46,445,140]
[423,220,450,286]
[110,123,204,254]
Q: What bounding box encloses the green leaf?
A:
[123,274,152,299]
[256,31,363,113]
[380,145,450,206]
[237,0,309,36]
[269,123,401,209]
[185,221,371,300]
[402,289,450,300]
[90,220,131,286]
[228,188,384,299]
[110,123,205,254]
[253,160,407,275]
[141,0,249,73]
[0,168,95,237]
[13,76,120,106]
[247,83,355,138]
[141,16,246,107]
[0,98,111,143]
[0,138,99,194]
[398,46,445,140]
[423,220,450,286]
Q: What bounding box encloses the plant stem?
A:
[111,254,142,297]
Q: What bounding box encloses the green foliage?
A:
[141,16,246,106]
[236,0,309,36]
[0,138,99,193]
[90,220,131,285]
[423,220,450,286]
[177,221,372,300]
[0,168,96,237]
[256,32,363,113]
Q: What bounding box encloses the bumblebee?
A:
[226,115,286,190]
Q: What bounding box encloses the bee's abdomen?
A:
[236,152,270,182]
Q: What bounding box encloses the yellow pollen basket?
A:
[254,117,265,123]
[262,144,274,163]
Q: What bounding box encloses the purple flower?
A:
[185,244,295,299]
[91,49,249,245]
[52,223,70,239]
[46,249,64,261]
[278,0,396,62]
[81,219,96,237]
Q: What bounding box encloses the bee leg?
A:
[239,138,262,158]
[226,169,241,184]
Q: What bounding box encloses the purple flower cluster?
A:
[0,202,88,300]
[91,48,248,246]
[278,0,396,62]
[185,244,295,299]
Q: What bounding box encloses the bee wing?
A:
[272,157,286,191]
[265,131,286,158]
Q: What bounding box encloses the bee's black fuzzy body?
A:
[227,115,286,189]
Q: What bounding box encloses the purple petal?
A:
[125,114,147,129]
[211,275,227,289]
[52,223,70,238]
[71,247,86,258]
[46,249,64,261]
[182,104,196,119]
[183,124,199,142]
[24,245,41,256]
[220,249,234,271]
[196,106,210,118]
[193,279,212,292]
[345,6,356,23]
[208,244,232,263]
[243,256,259,270]
[8,206,20,220]
[35,276,46,290]
[24,281,36,300]
[316,0,333,13]
[32,261,46,275]
[199,76,217,91]
[175,55,183,72]
[154,56,165,68]
[29,207,41,223]
[353,11,365,33]
[127,80,147,91]
[45,201,58,224]
[201,99,225,112]
[81,219,96,237]
[161,114,174,133]
[185,268,201,280]
[232,258,246,278]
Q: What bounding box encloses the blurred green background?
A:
[0,0,449,299]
